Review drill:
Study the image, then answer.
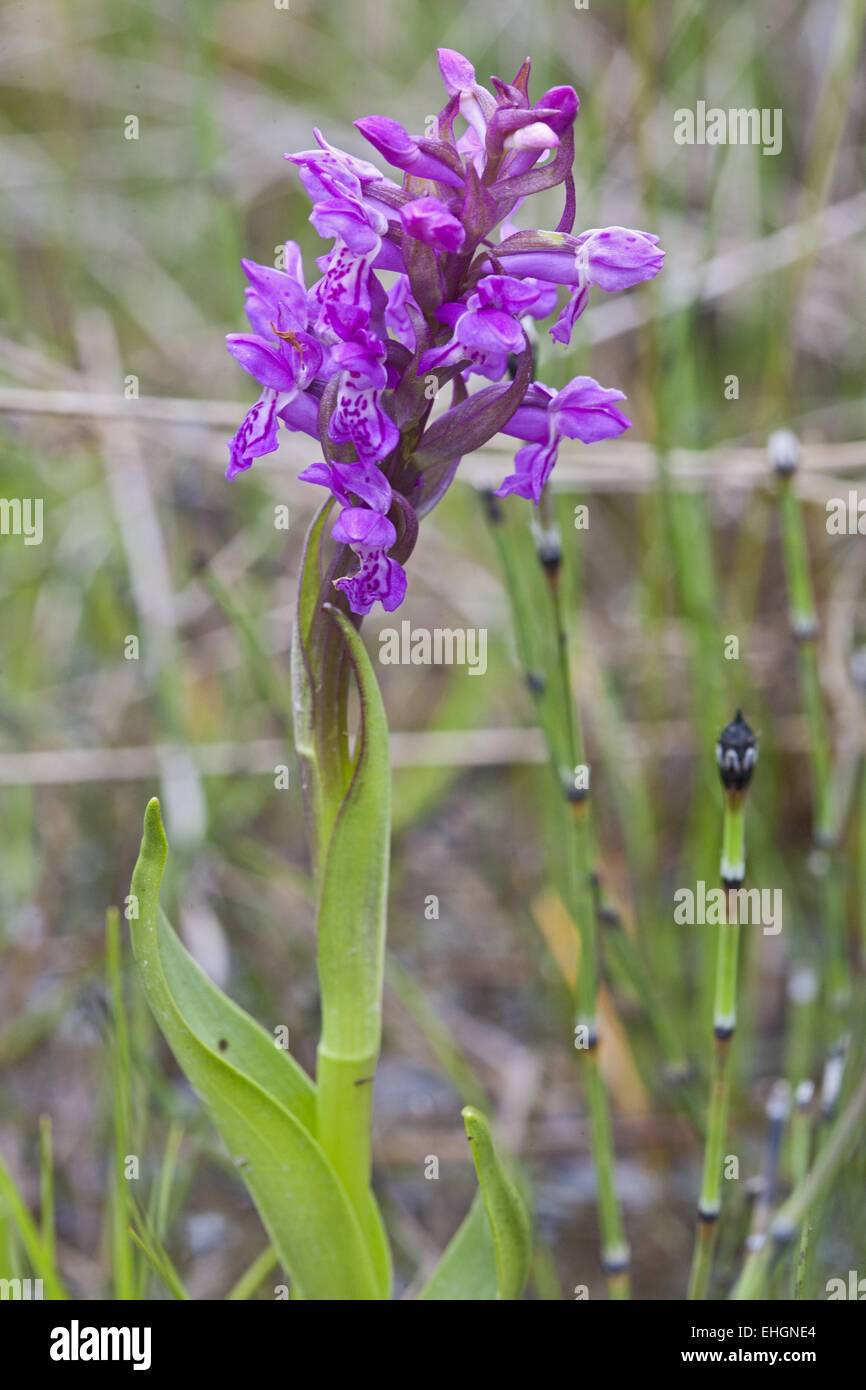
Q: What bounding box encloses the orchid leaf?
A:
[419,1106,531,1300]
[129,797,383,1301]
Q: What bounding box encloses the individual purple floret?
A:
[225,50,664,613]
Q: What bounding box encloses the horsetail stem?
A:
[536,493,630,1298]
[484,487,630,1297]
[731,1066,866,1300]
[795,1037,851,1296]
[745,1082,790,1261]
[771,430,849,1016]
[688,711,757,1300]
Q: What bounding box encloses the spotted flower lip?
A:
[225,48,665,614]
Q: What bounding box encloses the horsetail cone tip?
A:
[715,710,758,797]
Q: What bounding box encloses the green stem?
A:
[777,470,849,1018]
[789,1083,815,1298]
[541,498,630,1297]
[315,1050,377,1217]
[688,796,747,1299]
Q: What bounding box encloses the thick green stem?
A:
[688,795,747,1300]
[316,1049,377,1217]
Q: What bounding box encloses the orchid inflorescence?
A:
[225,47,664,616]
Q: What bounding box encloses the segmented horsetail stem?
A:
[770,429,850,1015]
[687,711,757,1300]
[789,1037,851,1298]
[745,1081,791,1257]
[731,1069,866,1300]
[534,491,630,1298]
[593,882,694,1091]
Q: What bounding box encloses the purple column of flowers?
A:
[226,48,665,614]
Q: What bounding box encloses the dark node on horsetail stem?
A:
[601,1250,631,1275]
[525,669,546,696]
[795,1078,815,1113]
[767,427,800,477]
[534,525,563,573]
[820,1037,849,1119]
[792,613,820,645]
[697,1206,720,1224]
[480,488,504,526]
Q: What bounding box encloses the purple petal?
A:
[578,226,665,292]
[494,440,558,503]
[401,196,466,253]
[437,48,477,97]
[354,116,464,188]
[226,391,280,481]
[226,334,297,391]
[277,390,320,438]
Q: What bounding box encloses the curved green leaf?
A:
[419,1106,531,1301]
[129,797,382,1301]
[157,908,316,1133]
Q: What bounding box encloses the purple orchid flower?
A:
[331,508,407,615]
[495,377,632,502]
[419,275,558,382]
[225,49,665,614]
[328,329,400,462]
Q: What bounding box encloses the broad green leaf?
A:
[129,797,383,1301]
[157,909,316,1134]
[419,1106,531,1301]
